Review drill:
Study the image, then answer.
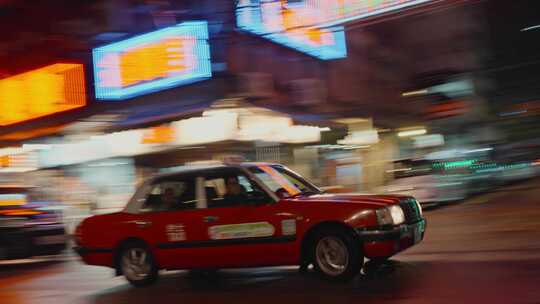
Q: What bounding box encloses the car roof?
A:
[240,162,281,167]
[149,162,282,181]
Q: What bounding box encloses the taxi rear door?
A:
[134,175,210,269]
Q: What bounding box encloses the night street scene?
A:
[1,0,540,303]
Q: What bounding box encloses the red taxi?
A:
[75,163,425,286]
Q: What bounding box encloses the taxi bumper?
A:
[355,219,426,258]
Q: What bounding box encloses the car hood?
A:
[289,193,409,208]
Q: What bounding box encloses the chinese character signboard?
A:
[93,21,212,100]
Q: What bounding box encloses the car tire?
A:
[312,228,363,282]
[119,243,158,287]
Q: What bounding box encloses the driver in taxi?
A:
[160,187,176,210]
[223,176,247,206]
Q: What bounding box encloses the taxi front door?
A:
[197,200,299,268]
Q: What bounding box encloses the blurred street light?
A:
[397,129,427,138]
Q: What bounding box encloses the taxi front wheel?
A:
[312,229,363,282]
[119,243,158,287]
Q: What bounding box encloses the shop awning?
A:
[111,100,215,131]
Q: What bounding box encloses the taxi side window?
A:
[204,174,270,208]
[141,178,196,212]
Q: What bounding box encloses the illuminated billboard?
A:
[237,0,347,60]
[236,0,435,59]
[0,63,86,126]
[93,21,212,100]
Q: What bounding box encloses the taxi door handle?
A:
[203,216,219,223]
[135,220,152,228]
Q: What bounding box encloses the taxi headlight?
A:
[376,205,405,226]
[389,205,406,225]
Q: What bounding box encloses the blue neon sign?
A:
[93,21,212,100]
[236,0,347,60]
[236,0,436,60]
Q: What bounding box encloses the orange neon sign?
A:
[119,37,194,88]
[142,125,176,144]
[93,21,212,100]
[0,155,10,167]
[0,63,86,126]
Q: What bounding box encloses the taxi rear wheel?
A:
[312,229,363,282]
[120,244,158,287]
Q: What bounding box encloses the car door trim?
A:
[156,235,296,249]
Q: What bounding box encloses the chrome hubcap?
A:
[121,248,151,281]
[315,236,349,276]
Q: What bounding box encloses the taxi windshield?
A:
[248,165,322,197]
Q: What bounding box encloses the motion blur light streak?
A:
[0,147,25,156]
[0,194,26,206]
[22,144,52,152]
[0,149,41,173]
[402,89,428,97]
[465,148,494,154]
[413,134,445,148]
[338,130,380,145]
[0,64,86,126]
[397,129,427,137]
[93,21,212,100]
[521,24,540,32]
